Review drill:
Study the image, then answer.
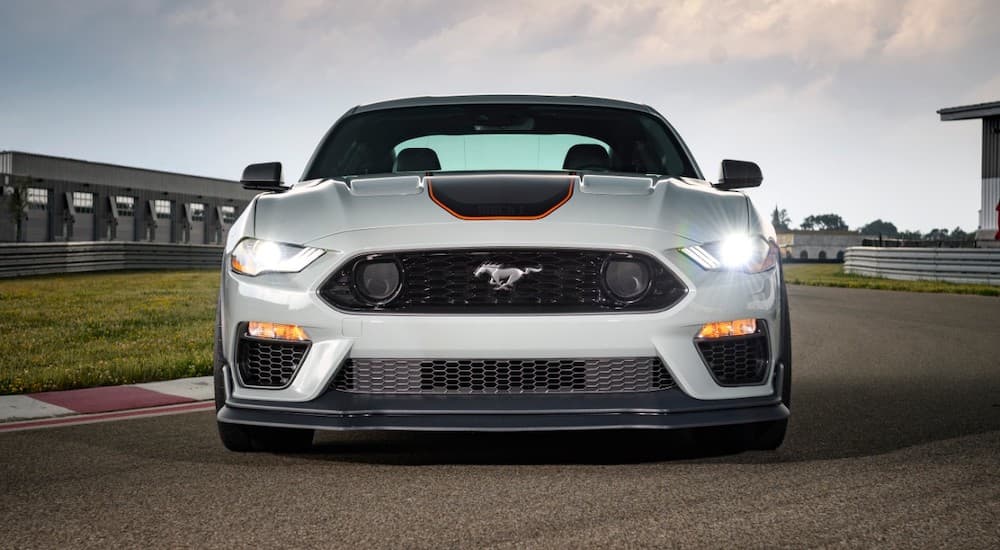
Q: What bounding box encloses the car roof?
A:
[350,94,656,115]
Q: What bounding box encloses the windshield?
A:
[303,104,699,180]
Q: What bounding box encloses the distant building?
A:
[938,101,1000,244]
[0,151,257,244]
[776,231,872,262]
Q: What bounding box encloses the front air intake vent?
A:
[696,333,770,386]
[236,337,310,388]
[331,357,675,394]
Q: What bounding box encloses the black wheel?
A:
[213,297,314,453]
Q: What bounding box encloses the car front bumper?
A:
[218,225,787,431]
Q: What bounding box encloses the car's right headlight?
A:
[680,235,778,273]
[230,238,325,276]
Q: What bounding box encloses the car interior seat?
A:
[562,144,611,171]
[394,147,442,172]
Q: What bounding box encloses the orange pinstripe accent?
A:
[426,177,575,220]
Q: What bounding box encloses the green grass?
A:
[0,270,219,395]
[783,263,999,297]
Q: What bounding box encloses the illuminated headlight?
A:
[230,238,324,276]
[680,235,778,273]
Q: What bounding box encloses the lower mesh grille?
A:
[332,357,674,394]
[236,337,310,388]
[696,334,769,386]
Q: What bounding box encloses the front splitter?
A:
[217,400,788,432]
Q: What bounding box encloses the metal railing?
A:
[0,241,223,278]
[860,238,978,248]
[844,246,1000,285]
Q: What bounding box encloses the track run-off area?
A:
[1,285,998,548]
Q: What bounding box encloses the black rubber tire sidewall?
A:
[779,267,792,408]
[213,294,226,412]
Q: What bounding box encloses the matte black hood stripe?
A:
[427,175,574,220]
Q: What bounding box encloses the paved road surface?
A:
[2,286,998,548]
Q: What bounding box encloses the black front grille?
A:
[331,357,675,394]
[696,333,770,386]
[236,337,310,388]
[320,249,686,313]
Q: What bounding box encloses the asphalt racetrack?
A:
[1,285,998,548]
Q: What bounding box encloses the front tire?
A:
[213,298,314,453]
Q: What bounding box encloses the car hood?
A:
[251,173,750,250]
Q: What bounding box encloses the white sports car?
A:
[214,95,791,452]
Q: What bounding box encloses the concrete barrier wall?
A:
[844,246,1000,285]
[0,241,223,278]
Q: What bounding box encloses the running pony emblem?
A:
[473,263,542,291]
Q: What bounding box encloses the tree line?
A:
[770,206,975,241]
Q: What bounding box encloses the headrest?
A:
[394,147,441,172]
[562,144,611,171]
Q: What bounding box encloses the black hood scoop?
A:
[427,174,574,220]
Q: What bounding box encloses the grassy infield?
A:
[0,265,996,395]
[0,271,218,395]
[782,263,999,296]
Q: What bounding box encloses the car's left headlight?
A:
[230,238,325,276]
[680,235,778,273]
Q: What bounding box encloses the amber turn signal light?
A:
[247,321,310,341]
[696,318,757,339]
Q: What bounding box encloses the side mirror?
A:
[715,159,763,190]
[241,162,285,192]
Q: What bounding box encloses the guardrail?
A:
[844,246,1000,285]
[859,238,977,248]
[0,242,223,278]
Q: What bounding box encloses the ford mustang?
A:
[214,95,791,452]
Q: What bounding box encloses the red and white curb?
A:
[0,376,214,432]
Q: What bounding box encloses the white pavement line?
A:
[0,395,76,422]
[135,376,214,401]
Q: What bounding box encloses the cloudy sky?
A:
[1,0,997,232]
